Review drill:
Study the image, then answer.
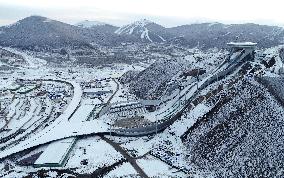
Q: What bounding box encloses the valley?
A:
[0,15,284,178]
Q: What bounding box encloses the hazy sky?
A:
[0,0,284,27]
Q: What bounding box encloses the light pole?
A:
[108,123,112,137]
[197,68,200,90]
[178,85,181,107]
[196,80,199,90]
[217,72,219,83]
[155,116,158,135]
[184,86,186,105]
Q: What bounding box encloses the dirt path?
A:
[100,135,149,178]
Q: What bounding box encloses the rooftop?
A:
[227,42,257,48]
[34,137,76,166]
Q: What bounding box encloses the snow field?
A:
[66,136,123,174]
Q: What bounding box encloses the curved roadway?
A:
[0,49,253,160]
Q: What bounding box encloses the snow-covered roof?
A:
[83,88,113,93]
[227,42,257,48]
[111,100,141,108]
[34,137,76,165]
[140,100,161,106]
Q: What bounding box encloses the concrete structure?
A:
[34,137,76,167]
[106,100,161,114]
[226,42,257,63]
[227,42,257,54]
[227,42,257,49]
[83,88,113,97]
[140,100,161,112]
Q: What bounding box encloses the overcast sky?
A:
[0,0,284,27]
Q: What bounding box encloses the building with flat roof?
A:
[34,137,76,167]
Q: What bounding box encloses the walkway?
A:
[100,135,149,178]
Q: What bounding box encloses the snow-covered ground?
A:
[66,136,123,174]
[136,155,188,177]
[0,80,14,90]
[105,162,137,178]
[34,137,76,166]
[3,47,47,68]
[1,44,283,177]
[68,100,97,122]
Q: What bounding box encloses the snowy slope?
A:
[182,78,284,177]
[3,47,47,68]
[115,19,169,42]
[0,16,121,48]
[75,20,119,34]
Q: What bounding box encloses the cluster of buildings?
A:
[81,79,113,98]
[106,100,161,119]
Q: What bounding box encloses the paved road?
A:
[101,135,149,178]
[96,78,119,118]
[0,50,254,159]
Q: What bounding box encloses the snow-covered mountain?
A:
[1,16,284,50]
[167,23,284,49]
[0,16,96,48]
[76,20,119,34]
[115,19,171,43]
[0,16,125,49]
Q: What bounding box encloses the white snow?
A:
[66,136,123,174]
[3,47,47,68]
[128,26,135,34]
[6,98,19,119]
[105,162,137,177]
[227,42,257,46]
[158,35,166,42]
[136,155,187,177]
[115,19,153,37]
[75,20,107,28]
[68,101,96,122]
[34,137,76,165]
[43,18,53,23]
[0,80,14,90]
[8,98,37,130]
[0,79,87,159]
[140,29,153,42]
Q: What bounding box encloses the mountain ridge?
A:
[0,15,284,49]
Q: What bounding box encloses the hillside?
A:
[0,16,126,49]
[115,19,172,43]
[181,77,284,177]
[123,49,227,99]
[0,16,92,48]
[76,20,119,34]
[0,16,284,50]
[167,23,284,49]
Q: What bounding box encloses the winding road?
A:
[0,47,255,160]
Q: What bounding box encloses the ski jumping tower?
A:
[227,42,257,62]
[227,42,257,55]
